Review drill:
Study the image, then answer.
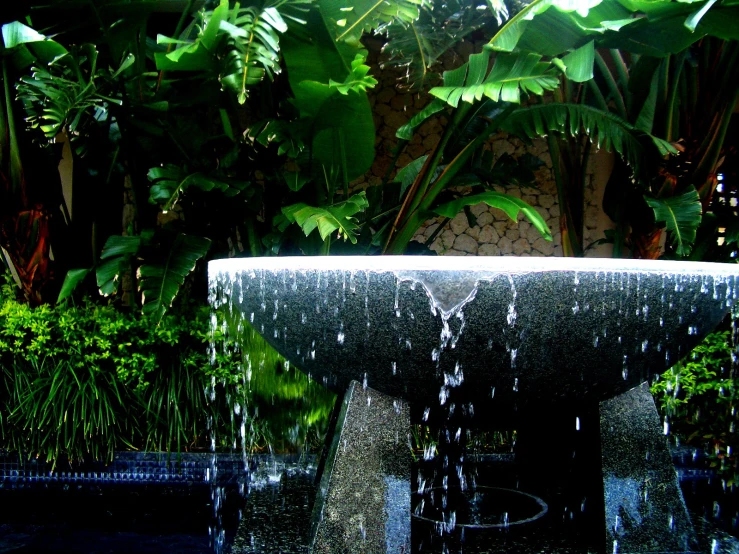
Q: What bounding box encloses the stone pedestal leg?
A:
[600,383,697,553]
[310,380,411,553]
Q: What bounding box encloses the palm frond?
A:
[156,0,294,104]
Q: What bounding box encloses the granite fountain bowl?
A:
[209,256,739,425]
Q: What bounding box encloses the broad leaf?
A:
[56,268,91,304]
[396,100,446,140]
[382,0,498,91]
[1,22,68,66]
[645,187,702,256]
[284,171,310,192]
[502,103,677,175]
[393,155,428,197]
[281,10,376,180]
[560,41,594,82]
[328,54,378,94]
[318,0,422,47]
[96,235,142,296]
[434,192,552,241]
[138,234,211,322]
[429,49,560,107]
[282,192,369,243]
[147,165,245,210]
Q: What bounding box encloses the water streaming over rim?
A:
[209,256,739,553]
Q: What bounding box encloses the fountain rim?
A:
[208,256,739,278]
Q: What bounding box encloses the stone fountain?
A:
[209,256,739,553]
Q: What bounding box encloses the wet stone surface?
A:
[228,470,316,554]
[601,383,696,553]
[310,380,411,553]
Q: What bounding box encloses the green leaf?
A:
[381,1,496,91]
[99,235,142,260]
[2,22,68,66]
[393,155,428,196]
[561,41,594,82]
[284,171,310,192]
[488,0,616,55]
[327,54,378,94]
[111,53,136,79]
[685,0,719,32]
[147,164,241,210]
[282,192,369,243]
[2,22,47,48]
[138,233,211,323]
[281,17,376,180]
[56,268,91,304]
[634,70,659,133]
[319,0,422,46]
[96,235,142,296]
[502,103,678,175]
[434,192,552,241]
[429,50,560,107]
[396,100,446,141]
[645,186,702,256]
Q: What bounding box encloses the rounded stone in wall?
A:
[424,223,440,238]
[512,238,531,255]
[470,202,488,217]
[450,212,469,235]
[441,229,456,249]
[526,225,544,243]
[505,229,520,241]
[422,134,441,150]
[454,233,478,254]
[498,236,513,255]
[478,243,500,256]
[538,194,555,209]
[478,225,499,244]
[533,237,554,256]
[534,206,549,219]
[476,211,493,227]
[466,226,481,240]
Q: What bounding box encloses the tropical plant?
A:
[421,0,739,260]
[651,330,738,483]
[597,39,739,259]
[0,22,68,305]
[0,270,335,463]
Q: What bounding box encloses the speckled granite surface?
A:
[310,380,411,554]
[601,383,696,553]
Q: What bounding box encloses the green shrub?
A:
[0,273,335,464]
[651,330,738,483]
